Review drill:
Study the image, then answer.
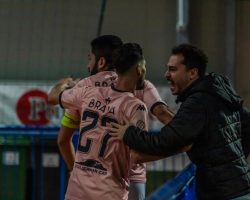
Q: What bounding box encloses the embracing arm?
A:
[120,95,205,157]
[131,143,192,163]
[140,80,175,124]
[48,77,76,105]
[131,150,164,163]
[152,103,175,124]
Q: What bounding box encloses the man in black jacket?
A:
[109,44,250,200]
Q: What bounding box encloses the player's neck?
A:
[115,76,137,93]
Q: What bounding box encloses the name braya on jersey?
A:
[87,97,147,115]
[88,98,115,114]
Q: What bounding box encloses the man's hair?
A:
[113,43,143,74]
[172,44,208,77]
[91,35,123,70]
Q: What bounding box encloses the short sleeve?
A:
[135,80,167,114]
[129,101,149,131]
[60,86,88,111]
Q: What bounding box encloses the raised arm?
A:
[47,77,76,105]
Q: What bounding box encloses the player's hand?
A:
[48,77,76,105]
[59,77,76,89]
[108,118,130,140]
[73,78,81,85]
[56,77,75,90]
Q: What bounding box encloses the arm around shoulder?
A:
[124,95,206,156]
[48,77,75,105]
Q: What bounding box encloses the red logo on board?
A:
[16,89,50,125]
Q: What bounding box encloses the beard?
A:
[89,63,99,75]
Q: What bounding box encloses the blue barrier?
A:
[147,164,197,200]
[0,125,66,200]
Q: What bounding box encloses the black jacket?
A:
[241,106,250,158]
[124,73,250,200]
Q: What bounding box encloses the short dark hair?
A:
[172,44,208,76]
[91,35,123,70]
[113,43,143,74]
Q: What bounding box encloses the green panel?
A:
[0,145,28,200]
[146,170,177,196]
[0,136,31,146]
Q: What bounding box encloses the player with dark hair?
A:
[56,34,122,176]
[48,43,155,200]
[88,35,122,75]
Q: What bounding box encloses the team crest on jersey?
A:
[136,120,145,130]
[105,97,111,104]
[136,104,146,111]
[75,159,107,175]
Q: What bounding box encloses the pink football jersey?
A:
[64,71,117,120]
[134,80,167,114]
[60,85,148,200]
[62,75,167,186]
[128,80,167,183]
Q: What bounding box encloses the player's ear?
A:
[97,57,107,71]
[136,64,142,77]
[189,67,198,80]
